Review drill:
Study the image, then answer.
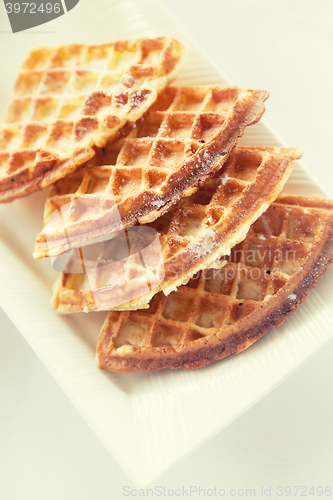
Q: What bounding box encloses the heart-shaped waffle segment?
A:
[96,195,333,372]
[0,37,184,203]
[51,146,301,313]
[33,85,269,259]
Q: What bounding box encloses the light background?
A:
[0,0,333,498]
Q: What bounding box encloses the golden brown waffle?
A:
[96,195,333,372]
[34,85,269,259]
[51,146,301,313]
[0,37,184,203]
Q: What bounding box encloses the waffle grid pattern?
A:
[52,147,299,313]
[96,197,333,372]
[0,37,184,202]
[34,85,269,258]
[100,200,320,348]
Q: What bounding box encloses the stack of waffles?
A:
[1,37,333,372]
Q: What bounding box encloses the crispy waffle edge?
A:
[95,200,333,372]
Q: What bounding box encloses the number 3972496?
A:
[5,3,61,14]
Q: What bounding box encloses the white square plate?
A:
[1,0,333,488]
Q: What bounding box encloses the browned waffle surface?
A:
[95,195,333,372]
[0,37,184,203]
[34,85,269,259]
[51,147,301,313]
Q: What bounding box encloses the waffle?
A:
[0,37,184,203]
[51,146,301,313]
[96,195,333,372]
[33,85,269,259]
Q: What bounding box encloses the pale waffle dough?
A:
[96,195,333,372]
[34,85,269,259]
[51,146,302,313]
[0,37,184,203]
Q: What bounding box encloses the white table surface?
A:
[1,1,333,498]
